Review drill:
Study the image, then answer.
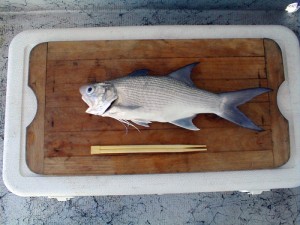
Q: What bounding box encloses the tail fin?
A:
[218,88,271,131]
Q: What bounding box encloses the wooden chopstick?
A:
[91,145,207,154]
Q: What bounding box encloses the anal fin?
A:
[170,116,200,131]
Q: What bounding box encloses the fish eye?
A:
[86,86,95,95]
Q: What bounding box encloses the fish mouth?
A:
[81,95,92,108]
[82,95,117,115]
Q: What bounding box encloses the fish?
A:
[79,62,270,131]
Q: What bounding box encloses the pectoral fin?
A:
[170,116,200,131]
[114,105,141,111]
[131,119,151,127]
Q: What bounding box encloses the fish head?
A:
[79,82,118,115]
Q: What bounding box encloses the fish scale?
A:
[112,76,219,111]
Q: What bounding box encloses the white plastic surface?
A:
[3,26,300,198]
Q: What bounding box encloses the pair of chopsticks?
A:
[91,145,207,154]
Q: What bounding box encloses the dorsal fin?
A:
[128,69,149,77]
[168,62,199,87]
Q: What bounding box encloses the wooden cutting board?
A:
[26,38,289,175]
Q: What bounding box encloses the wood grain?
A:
[44,127,272,157]
[46,57,266,84]
[47,39,265,60]
[26,43,48,174]
[264,39,290,167]
[26,38,290,175]
[43,150,274,175]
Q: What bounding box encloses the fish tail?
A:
[217,87,271,131]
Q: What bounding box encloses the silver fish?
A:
[79,63,270,131]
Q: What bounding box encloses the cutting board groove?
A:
[26,38,289,175]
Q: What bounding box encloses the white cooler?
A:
[3,26,300,200]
